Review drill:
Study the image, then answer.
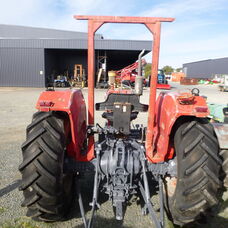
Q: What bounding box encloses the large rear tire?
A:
[19,111,74,222]
[164,119,223,226]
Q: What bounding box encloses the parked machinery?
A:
[218,74,228,92]
[115,57,147,86]
[114,59,171,90]
[19,16,228,228]
[70,64,86,88]
[53,75,70,87]
[96,53,108,88]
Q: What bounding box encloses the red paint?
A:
[36,89,88,161]
[145,22,162,160]
[156,84,171,90]
[148,92,209,163]
[75,15,174,161]
[107,88,134,95]
[35,16,210,165]
[114,59,147,84]
[75,15,174,24]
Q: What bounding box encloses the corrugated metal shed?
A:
[183,57,228,79]
[0,38,150,51]
[0,48,44,87]
[0,24,151,51]
[0,24,151,87]
[0,24,102,39]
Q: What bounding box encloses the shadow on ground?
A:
[73,216,133,228]
[0,179,21,197]
[66,173,160,221]
[1,174,227,228]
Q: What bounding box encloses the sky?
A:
[0,0,228,68]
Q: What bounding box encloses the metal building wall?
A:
[0,24,151,87]
[0,38,151,51]
[183,57,228,79]
[0,48,44,87]
[183,60,212,79]
[211,58,228,74]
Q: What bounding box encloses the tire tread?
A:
[19,111,73,221]
[165,119,221,226]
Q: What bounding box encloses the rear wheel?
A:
[164,119,222,226]
[19,111,74,221]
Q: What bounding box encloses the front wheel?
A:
[164,119,223,226]
[19,111,74,221]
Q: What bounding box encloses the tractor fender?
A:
[148,91,209,163]
[36,89,87,161]
[211,123,228,149]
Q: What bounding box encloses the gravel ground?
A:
[0,83,227,228]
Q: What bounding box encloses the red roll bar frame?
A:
[74,15,174,161]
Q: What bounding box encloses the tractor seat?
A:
[96,93,148,112]
[102,111,139,122]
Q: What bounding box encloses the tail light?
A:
[39,101,54,107]
[195,106,208,113]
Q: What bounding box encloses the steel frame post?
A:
[74,16,174,161]
[86,20,103,160]
[145,22,161,160]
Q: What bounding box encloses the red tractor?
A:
[19,16,228,228]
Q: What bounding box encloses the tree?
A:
[162,65,174,74]
[176,67,182,72]
[144,64,174,78]
[144,63,151,79]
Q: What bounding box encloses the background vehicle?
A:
[114,58,147,87]
[114,61,171,90]
[149,69,171,89]
[54,75,70,87]
[218,74,228,92]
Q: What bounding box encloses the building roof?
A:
[183,57,228,66]
[0,24,151,52]
[0,24,102,39]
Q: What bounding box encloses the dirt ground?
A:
[0,82,227,228]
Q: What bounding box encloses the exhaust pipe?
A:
[135,49,145,95]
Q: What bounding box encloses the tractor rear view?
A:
[19,16,228,228]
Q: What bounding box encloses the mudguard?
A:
[36,89,88,161]
[147,92,209,163]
